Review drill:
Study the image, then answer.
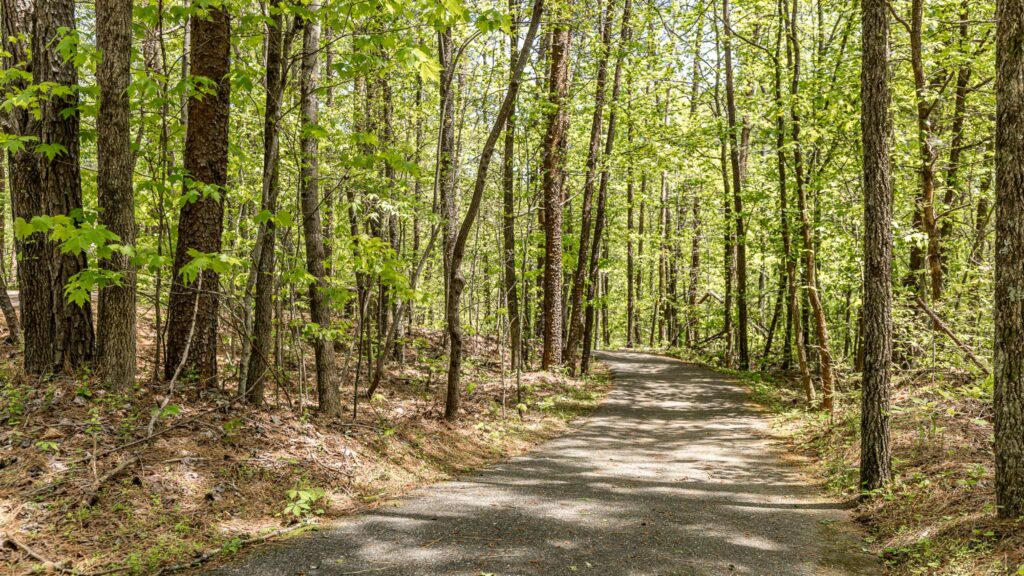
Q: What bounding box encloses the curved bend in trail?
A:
[210,352,880,575]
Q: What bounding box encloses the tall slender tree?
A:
[995,0,1024,519]
[722,0,749,370]
[502,0,523,372]
[860,0,893,493]
[565,0,613,372]
[541,0,573,371]
[582,0,632,373]
[2,0,51,375]
[298,6,341,415]
[96,0,136,389]
[245,2,291,404]
[788,0,834,411]
[444,0,545,420]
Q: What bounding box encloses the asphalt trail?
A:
[208,351,881,575]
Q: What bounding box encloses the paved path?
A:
[209,351,880,575]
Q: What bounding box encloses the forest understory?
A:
[0,315,611,575]
[676,303,1018,576]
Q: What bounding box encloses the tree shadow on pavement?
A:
[208,351,880,576]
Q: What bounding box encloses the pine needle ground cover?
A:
[729,366,1021,576]
[0,332,611,575]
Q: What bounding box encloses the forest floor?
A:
[206,351,879,576]
[0,327,611,575]
[720,361,1024,575]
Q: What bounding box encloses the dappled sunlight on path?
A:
[208,352,880,575]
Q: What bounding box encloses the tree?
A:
[502,0,523,372]
[995,0,1024,519]
[788,0,834,412]
[581,0,632,374]
[245,1,291,404]
[2,0,51,375]
[297,5,341,415]
[859,0,893,493]
[541,0,573,371]
[564,0,613,373]
[165,4,230,383]
[96,0,136,390]
[907,0,943,300]
[444,0,545,420]
[36,0,96,370]
[722,0,749,370]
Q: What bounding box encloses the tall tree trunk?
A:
[96,0,136,390]
[790,0,834,412]
[860,0,893,492]
[995,0,1024,518]
[687,195,701,347]
[36,0,95,370]
[582,0,631,373]
[941,0,971,257]
[165,5,230,383]
[722,0,749,369]
[0,164,19,346]
[637,189,645,345]
[564,0,612,372]
[446,0,544,419]
[502,0,523,372]
[245,3,289,404]
[4,0,53,375]
[298,7,341,415]
[775,0,794,371]
[626,126,636,348]
[438,28,458,295]
[908,0,942,300]
[685,11,703,349]
[541,3,573,371]
[713,14,734,367]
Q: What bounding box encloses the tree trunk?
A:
[3,0,52,375]
[565,0,612,372]
[790,0,834,412]
[298,7,341,415]
[0,159,20,346]
[583,0,631,373]
[940,0,971,257]
[722,0,749,369]
[996,0,1024,517]
[626,127,636,349]
[165,5,230,384]
[446,0,544,419]
[909,0,943,300]
[96,0,136,390]
[438,27,458,296]
[502,0,523,372]
[775,0,794,371]
[541,5,573,371]
[860,0,893,492]
[687,195,701,347]
[35,0,95,370]
[712,16,734,367]
[245,3,289,404]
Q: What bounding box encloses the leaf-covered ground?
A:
[724,365,1023,575]
[0,330,611,575]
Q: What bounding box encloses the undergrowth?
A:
[1,335,611,575]
[692,358,1024,576]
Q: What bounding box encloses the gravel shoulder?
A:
[207,351,881,576]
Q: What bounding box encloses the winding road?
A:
[209,351,881,575]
